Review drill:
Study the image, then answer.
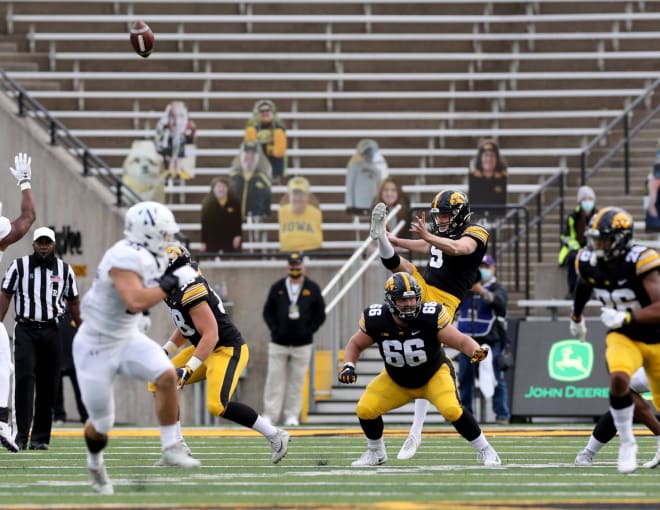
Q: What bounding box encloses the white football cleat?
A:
[155,439,192,466]
[397,435,421,460]
[642,448,660,469]
[88,464,113,495]
[617,441,637,474]
[159,441,201,468]
[477,445,501,466]
[0,422,18,453]
[269,429,290,464]
[574,448,594,467]
[352,448,388,467]
[370,202,388,240]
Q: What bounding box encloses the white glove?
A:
[10,152,31,188]
[600,307,630,330]
[569,316,587,341]
[172,265,198,286]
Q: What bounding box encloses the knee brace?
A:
[85,433,108,454]
[381,253,401,271]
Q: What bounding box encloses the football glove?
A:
[338,362,357,384]
[10,152,31,189]
[176,366,193,388]
[569,314,587,341]
[159,266,198,293]
[600,307,633,330]
[470,347,489,363]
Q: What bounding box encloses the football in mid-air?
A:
[130,20,154,58]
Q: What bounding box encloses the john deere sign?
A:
[511,321,610,417]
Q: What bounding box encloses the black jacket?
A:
[263,276,326,346]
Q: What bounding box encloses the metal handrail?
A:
[580,76,660,192]
[0,69,142,206]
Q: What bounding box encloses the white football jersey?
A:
[81,239,164,339]
[0,216,11,264]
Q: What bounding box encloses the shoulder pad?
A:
[633,247,660,276]
[464,224,489,244]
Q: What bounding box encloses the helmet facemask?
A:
[586,208,633,264]
[385,273,423,320]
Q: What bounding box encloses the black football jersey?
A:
[577,244,660,344]
[423,223,489,302]
[165,276,244,349]
[360,301,451,388]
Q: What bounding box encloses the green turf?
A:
[0,430,659,508]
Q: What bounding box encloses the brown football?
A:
[130,20,154,58]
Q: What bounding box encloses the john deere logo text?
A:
[547,340,593,382]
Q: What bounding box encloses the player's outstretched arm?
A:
[0,153,36,250]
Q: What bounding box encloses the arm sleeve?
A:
[489,283,508,317]
[309,285,326,333]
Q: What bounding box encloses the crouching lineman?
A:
[73,202,201,496]
[338,272,501,467]
[152,246,289,464]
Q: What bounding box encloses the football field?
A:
[1,425,659,509]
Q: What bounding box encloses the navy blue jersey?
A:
[423,223,489,301]
[360,301,451,388]
[165,276,244,349]
[577,244,660,344]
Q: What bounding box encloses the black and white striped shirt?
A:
[1,255,79,322]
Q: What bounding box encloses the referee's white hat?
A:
[33,227,55,243]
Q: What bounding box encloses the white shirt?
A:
[0,216,11,264]
[81,239,163,339]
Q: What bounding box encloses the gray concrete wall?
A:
[0,95,386,424]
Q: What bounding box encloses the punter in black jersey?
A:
[570,207,660,474]
[338,272,501,467]
[152,246,290,464]
[370,189,489,458]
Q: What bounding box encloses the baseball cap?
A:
[33,227,56,243]
[288,176,310,193]
[481,255,495,266]
[287,251,304,265]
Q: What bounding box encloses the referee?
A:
[0,226,80,450]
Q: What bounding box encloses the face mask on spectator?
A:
[581,200,595,213]
[479,268,492,282]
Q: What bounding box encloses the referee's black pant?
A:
[14,323,61,448]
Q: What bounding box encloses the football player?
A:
[0,153,35,453]
[156,245,290,464]
[73,201,201,496]
[575,367,660,468]
[370,189,489,459]
[338,272,501,467]
[569,206,660,474]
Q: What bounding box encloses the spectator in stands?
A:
[200,177,243,253]
[245,99,288,184]
[645,142,660,232]
[372,177,410,237]
[154,101,197,180]
[468,140,508,221]
[455,255,511,425]
[278,176,323,253]
[558,185,597,297]
[262,252,326,426]
[345,139,389,215]
[229,140,272,221]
